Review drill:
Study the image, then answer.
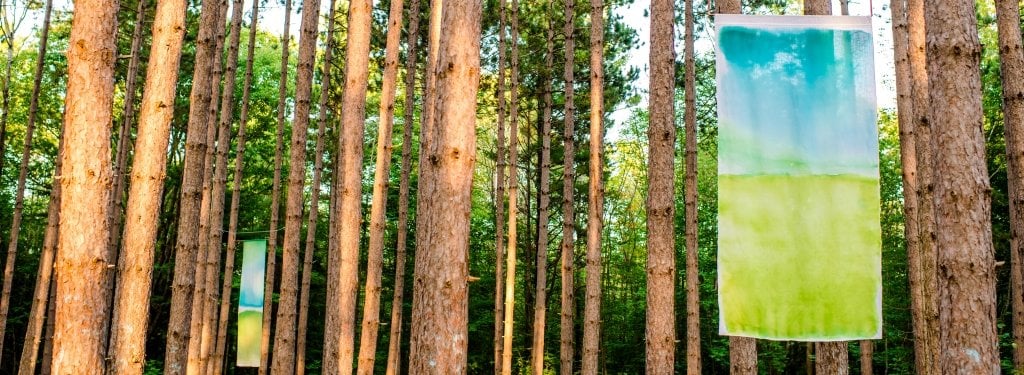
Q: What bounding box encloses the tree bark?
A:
[406,0,481,370]
[530,4,555,373]
[683,0,700,372]
[716,1,756,372]
[645,0,676,370]
[501,0,521,371]
[40,277,56,375]
[163,0,225,369]
[261,1,291,373]
[211,1,260,373]
[558,0,576,370]
[0,0,53,361]
[494,0,508,371]
[860,341,873,375]
[295,2,337,374]
[384,0,421,372]
[996,0,1024,370]
[925,0,999,372]
[322,3,344,372]
[18,124,62,375]
[333,0,373,369]
[51,0,118,370]
[581,0,604,371]
[106,0,187,370]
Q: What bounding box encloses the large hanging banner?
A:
[716,15,882,341]
[237,239,267,366]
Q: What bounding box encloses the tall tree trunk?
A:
[645,0,675,369]
[333,0,373,369]
[51,0,118,370]
[18,125,62,375]
[211,0,260,372]
[107,0,188,370]
[907,0,939,372]
[295,2,337,374]
[407,0,481,370]
[199,0,247,369]
[559,0,576,371]
[0,0,53,360]
[530,5,555,373]
[501,0,520,371]
[581,0,604,370]
[261,1,292,372]
[270,0,323,367]
[860,341,873,375]
[683,0,699,372]
[925,0,998,372]
[357,0,405,369]
[40,277,56,375]
[164,0,226,369]
[384,0,422,371]
[997,0,1024,370]
[107,0,149,273]
[322,3,344,372]
[494,0,508,371]
[716,0,756,371]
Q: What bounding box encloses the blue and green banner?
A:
[237,239,266,366]
[715,15,882,341]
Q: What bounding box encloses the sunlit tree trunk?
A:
[530,5,555,373]
[51,0,118,370]
[645,0,676,370]
[407,0,481,370]
[683,0,699,372]
[925,0,998,372]
[559,0,576,371]
[106,0,187,370]
[333,0,373,369]
[501,0,520,371]
[494,0,508,371]
[581,0,604,371]
[384,1,421,372]
[0,0,54,360]
[163,0,225,369]
[322,3,344,372]
[261,1,292,372]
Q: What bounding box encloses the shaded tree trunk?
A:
[501,0,521,371]
[559,0,576,371]
[333,0,374,369]
[407,0,481,370]
[261,1,292,372]
[530,4,555,373]
[384,0,422,371]
[0,0,54,360]
[51,0,118,370]
[925,0,998,372]
[163,0,226,369]
[106,0,188,370]
[322,3,344,371]
[494,0,508,371]
[40,278,56,375]
[581,0,604,370]
[860,341,873,375]
[683,0,700,372]
[645,0,675,369]
[211,0,260,372]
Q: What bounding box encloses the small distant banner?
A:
[237,239,267,366]
[715,15,882,341]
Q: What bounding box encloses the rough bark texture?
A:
[295,2,337,374]
[908,0,940,372]
[559,0,576,371]
[162,0,223,369]
[270,0,322,368]
[261,1,291,372]
[107,0,187,370]
[716,1,757,372]
[18,125,62,375]
[0,0,53,360]
[51,0,118,371]
[531,7,555,374]
[860,341,873,375]
[406,0,481,370]
[997,0,1024,370]
[494,0,508,371]
[334,0,373,370]
[581,0,604,371]
[211,1,259,372]
[356,0,406,370]
[645,0,675,370]
[925,0,999,372]
[501,0,520,371]
[40,279,55,375]
[683,0,699,372]
[384,0,421,371]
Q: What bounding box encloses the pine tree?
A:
[530,2,555,372]
[493,0,508,370]
[581,0,604,370]
[501,0,521,370]
[683,0,700,372]
[558,0,577,370]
